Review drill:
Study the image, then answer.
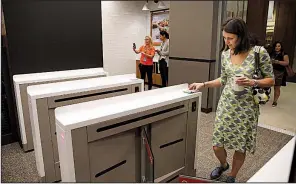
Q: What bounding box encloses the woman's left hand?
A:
[236,77,254,87]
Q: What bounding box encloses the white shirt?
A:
[158,39,170,66]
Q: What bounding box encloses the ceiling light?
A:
[142,1,149,11]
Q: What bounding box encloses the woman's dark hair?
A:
[272,41,284,52]
[160,31,169,39]
[221,18,250,55]
[269,41,284,56]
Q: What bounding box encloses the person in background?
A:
[133,36,155,90]
[269,41,290,107]
[156,31,170,87]
[189,18,274,183]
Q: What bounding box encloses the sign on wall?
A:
[151,10,169,46]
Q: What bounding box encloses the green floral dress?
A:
[213,47,274,154]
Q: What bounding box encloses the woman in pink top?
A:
[133,36,155,90]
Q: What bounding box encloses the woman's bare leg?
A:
[213,146,228,166]
[273,86,281,103]
[229,151,246,177]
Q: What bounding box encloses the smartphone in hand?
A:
[133,43,136,49]
[183,89,198,94]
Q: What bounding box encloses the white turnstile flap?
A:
[55,84,202,131]
[13,67,107,85]
[27,74,141,99]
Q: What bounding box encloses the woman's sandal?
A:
[272,102,277,107]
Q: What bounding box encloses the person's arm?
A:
[255,78,274,87]
[134,49,140,54]
[276,54,289,66]
[237,47,275,88]
[204,78,222,88]
[189,52,226,90]
[236,77,274,88]
[134,46,142,54]
[188,78,222,91]
[142,47,155,58]
[159,41,169,56]
[257,47,275,87]
[141,52,154,58]
[201,52,228,88]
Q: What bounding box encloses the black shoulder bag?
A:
[252,46,271,105]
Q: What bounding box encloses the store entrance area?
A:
[1,1,295,183]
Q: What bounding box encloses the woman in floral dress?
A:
[189,18,274,182]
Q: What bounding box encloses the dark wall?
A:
[1,1,103,145]
[2,1,103,74]
[246,0,296,63]
[246,0,269,46]
[2,35,19,145]
[273,0,296,65]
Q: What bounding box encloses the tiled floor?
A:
[259,82,296,133]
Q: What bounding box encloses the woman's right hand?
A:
[188,83,204,91]
[133,48,139,54]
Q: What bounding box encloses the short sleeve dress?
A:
[213,47,274,154]
[270,51,288,86]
